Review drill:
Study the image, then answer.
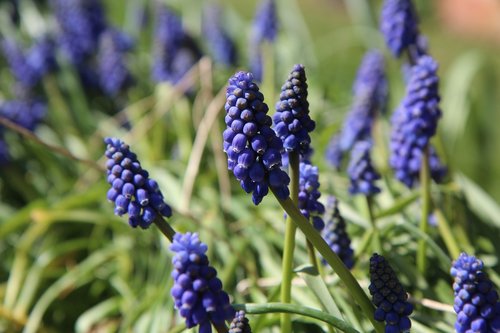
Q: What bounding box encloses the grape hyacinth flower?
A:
[252,0,278,43]
[450,253,500,333]
[202,4,238,67]
[380,0,419,58]
[1,39,40,89]
[0,99,46,131]
[273,64,315,156]
[338,51,387,152]
[97,29,134,96]
[298,160,325,231]
[347,141,381,196]
[152,5,202,84]
[26,36,58,78]
[321,197,354,269]
[170,232,235,333]
[104,138,172,229]
[224,71,290,205]
[325,134,343,170]
[249,0,277,82]
[52,0,107,65]
[229,311,252,333]
[389,55,445,188]
[369,253,413,332]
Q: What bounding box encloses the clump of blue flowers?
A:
[170,232,235,333]
[202,4,238,67]
[229,310,252,333]
[273,64,315,156]
[450,253,500,333]
[298,160,325,231]
[380,0,419,58]
[223,71,290,205]
[152,5,202,84]
[326,50,387,169]
[321,197,354,269]
[369,253,413,333]
[249,0,277,81]
[389,55,445,188]
[97,29,134,96]
[104,137,172,229]
[347,141,381,196]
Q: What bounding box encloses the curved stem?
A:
[271,191,385,333]
[417,147,431,273]
[234,303,361,333]
[366,196,382,253]
[280,152,299,333]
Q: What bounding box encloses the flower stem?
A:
[434,208,461,259]
[271,190,385,333]
[366,196,382,253]
[417,146,431,273]
[280,152,299,333]
[152,215,176,242]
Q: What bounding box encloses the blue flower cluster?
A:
[380,0,419,58]
[347,141,381,196]
[450,253,500,333]
[389,55,445,188]
[224,71,290,205]
[298,160,325,231]
[321,197,354,269]
[369,253,413,333]
[170,232,235,333]
[97,29,134,96]
[52,0,107,65]
[229,310,252,333]
[0,99,47,163]
[338,51,387,152]
[249,0,277,81]
[104,137,172,229]
[252,0,278,43]
[273,64,315,156]
[152,5,202,84]
[1,37,56,89]
[202,4,238,67]
[326,50,387,171]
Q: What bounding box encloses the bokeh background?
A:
[0,0,499,332]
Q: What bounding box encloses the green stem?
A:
[152,216,176,242]
[280,152,299,333]
[234,303,361,333]
[366,196,382,253]
[271,191,385,333]
[417,147,431,273]
[434,209,461,259]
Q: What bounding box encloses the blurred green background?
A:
[0,0,499,332]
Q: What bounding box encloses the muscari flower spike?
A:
[338,50,387,152]
[152,5,202,84]
[273,64,315,156]
[321,197,354,269]
[380,0,419,58]
[347,140,381,196]
[389,55,445,188]
[252,0,278,43]
[369,253,413,333]
[229,310,252,333]
[170,232,235,333]
[202,4,238,67]
[450,253,500,333]
[325,134,343,170]
[298,160,325,231]
[1,39,39,90]
[104,138,172,229]
[224,71,290,205]
[52,0,107,65]
[97,29,134,96]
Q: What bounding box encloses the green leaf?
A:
[296,265,343,320]
[456,173,500,228]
